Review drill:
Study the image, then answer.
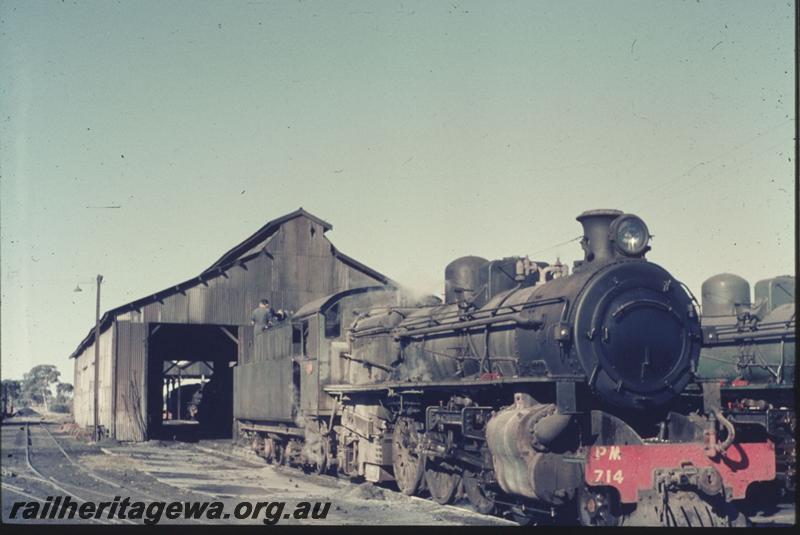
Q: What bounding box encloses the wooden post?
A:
[93,274,103,441]
[177,366,182,420]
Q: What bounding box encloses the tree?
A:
[56,382,74,404]
[2,379,22,415]
[50,382,75,413]
[22,365,61,412]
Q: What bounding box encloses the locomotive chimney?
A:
[575,209,623,264]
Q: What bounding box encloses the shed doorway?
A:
[147,323,238,440]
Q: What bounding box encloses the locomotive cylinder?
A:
[485,394,581,504]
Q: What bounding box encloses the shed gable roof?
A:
[203,207,333,273]
[69,208,391,359]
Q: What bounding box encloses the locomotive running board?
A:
[238,422,305,437]
[323,375,586,394]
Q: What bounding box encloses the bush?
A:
[49,403,71,413]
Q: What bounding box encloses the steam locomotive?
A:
[235,209,780,526]
[687,273,795,522]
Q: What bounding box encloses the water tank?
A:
[701,273,751,317]
[444,256,488,305]
[754,275,795,314]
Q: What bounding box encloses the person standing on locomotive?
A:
[250,298,286,333]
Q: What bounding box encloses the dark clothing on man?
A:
[251,306,282,333]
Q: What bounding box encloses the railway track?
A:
[2,480,105,525]
[9,425,792,526]
[1,422,120,523]
[3,422,205,525]
[21,422,136,525]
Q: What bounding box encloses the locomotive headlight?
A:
[610,215,650,256]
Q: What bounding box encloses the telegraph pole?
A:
[93,274,103,441]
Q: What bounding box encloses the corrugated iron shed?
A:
[69,208,394,359]
[69,208,396,441]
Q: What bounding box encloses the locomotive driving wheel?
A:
[392,418,425,495]
[463,470,496,514]
[273,441,286,466]
[251,435,262,455]
[313,437,330,475]
[262,437,275,463]
[425,459,462,505]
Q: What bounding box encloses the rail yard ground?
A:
[1,413,794,527]
[1,413,516,526]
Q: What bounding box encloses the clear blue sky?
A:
[1,0,795,381]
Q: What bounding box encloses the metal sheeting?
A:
[333,259,350,290]
[187,285,209,323]
[72,326,114,430]
[333,258,379,290]
[162,360,214,378]
[70,209,394,358]
[142,301,161,323]
[99,327,114,429]
[180,254,273,325]
[241,252,273,315]
[234,358,295,422]
[73,353,91,427]
[161,291,189,322]
[254,322,293,363]
[300,316,322,413]
[346,265,382,289]
[234,324,295,421]
[207,284,243,326]
[115,321,148,441]
[205,207,332,272]
[130,255,273,327]
[240,325,254,365]
[72,212,394,440]
[269,219,338,310]
[299,288,398,415]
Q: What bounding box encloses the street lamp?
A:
[75,275,103,441]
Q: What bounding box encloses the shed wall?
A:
[119,252,274,326]
[73,213,389,439]
[72,326,114,431]
[114,321,148,441]
[113,218,379,328]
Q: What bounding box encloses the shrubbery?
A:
[49,403,72,413]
